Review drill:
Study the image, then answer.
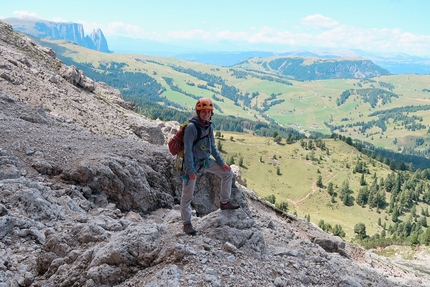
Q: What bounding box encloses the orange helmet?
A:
[195,98,214,111]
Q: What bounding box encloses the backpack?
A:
[168,121,207,171]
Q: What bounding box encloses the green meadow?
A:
[218,131,395,240]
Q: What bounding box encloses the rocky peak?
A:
[86,28,109,52]
[0,20,428,287]
[3,17,111,53]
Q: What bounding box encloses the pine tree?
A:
[327,182,334,196]
[228,156,235,165]
[425,227,430,245]
[339,180,352,206]
[356,186,369,207]
[360,173,366,186]
[354,223,367,239]
[265,194,276,204]
[276,201,288,212]
[217,140,223,152]
[392,208,399,222]
[316,175,323,188]
[286,133,293,144]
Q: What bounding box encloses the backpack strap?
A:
[180,123,209,172]
[190,122,209,147]
[192,124,202,146]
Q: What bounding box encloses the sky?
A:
[2,0,430,56]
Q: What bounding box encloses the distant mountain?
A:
[234,56,391,80]
[3,17,111,53]
[364,54,430,75]
[172,50,430,75]
[173,50,333,67]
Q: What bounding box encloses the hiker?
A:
[181,98,240,235]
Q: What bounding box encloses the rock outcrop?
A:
[3,17,112,53]
[86,28,110,53]
[1,19,429,287]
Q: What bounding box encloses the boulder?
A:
[61,155,175,212]
[189,172,249,217]
[197,209,266,256]
[0,156,20,180]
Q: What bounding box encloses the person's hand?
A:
[221,164,231,172]
[189,173,196,180]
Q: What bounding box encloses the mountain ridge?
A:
[174,50,430,75]
[2,16,111,53]
[235,56,391,80]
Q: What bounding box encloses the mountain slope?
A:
[235,56,391,80]
[173,50,430,75]
[1,20,429,286]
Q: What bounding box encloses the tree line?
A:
[336,88,399,108]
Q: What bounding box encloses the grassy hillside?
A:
[38,38,430,161]
[217,132,393,239]
[217,132,430,247]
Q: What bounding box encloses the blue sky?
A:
[2,0,430,56]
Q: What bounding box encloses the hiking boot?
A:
[183,223,196,236]
[220,201,240,210]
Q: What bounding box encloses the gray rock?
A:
[145,264,182,287]
[191,172,250,217]
[0,216,14,238]
[59,65,81,86]
[16,228,46,244]
[313,237,346,256]
[61,155,175,212]
[0,204,8,216]
[273,247,304,258]
[0,156,20,180]
[197,209,266,255]
[74,222,108,244]
[9,186,65,221]
[274,276,285,287]
[223,241,238,254]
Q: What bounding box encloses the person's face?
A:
[199,109,212,121]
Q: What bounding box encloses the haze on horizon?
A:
[2,0,430,57]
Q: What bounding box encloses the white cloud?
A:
[13,10,38,18]
[81,16,430,57]
[310,25,430,56]
[168,29,211,40]
[52,17,70,23]
[78,21,150,38]
[301,14,339,30]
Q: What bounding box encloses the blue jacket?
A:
[183,116,224,174]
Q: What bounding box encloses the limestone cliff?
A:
[3,17,111,53]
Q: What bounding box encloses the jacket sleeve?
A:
[183,123,197,174]
[210,126,225,165]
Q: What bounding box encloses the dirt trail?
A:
[291,159,340,208]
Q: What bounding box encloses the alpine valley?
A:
[1,17,430,287]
